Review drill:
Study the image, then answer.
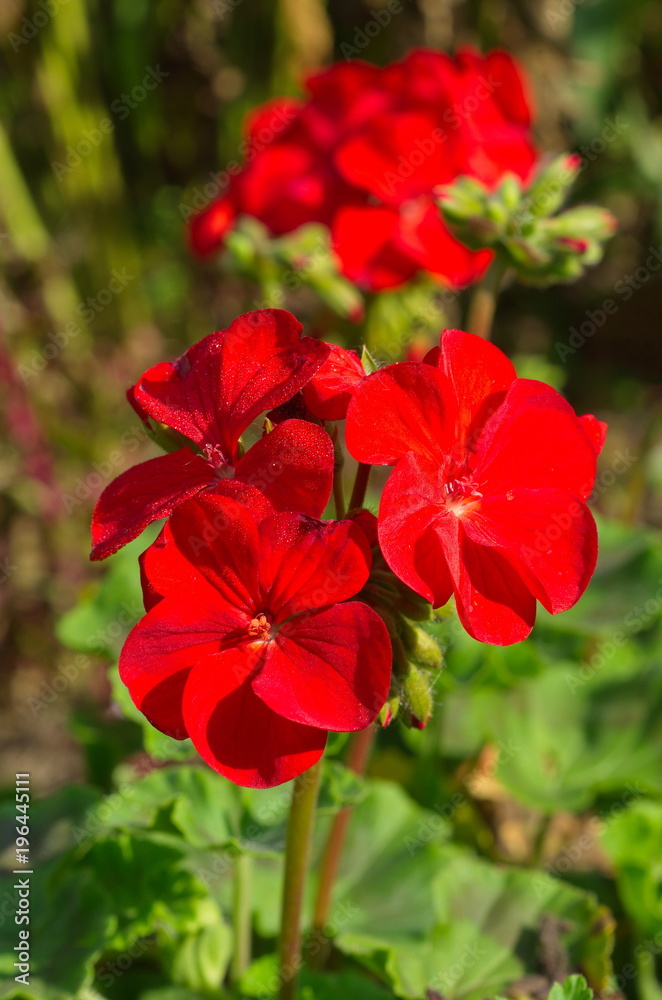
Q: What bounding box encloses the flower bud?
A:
[406,626,443,670]
[377,692,401,727]
[401,663,433,730]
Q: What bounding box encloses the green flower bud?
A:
[407,627,443,671]
[401,664,433,730]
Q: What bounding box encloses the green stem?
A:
[231,852,252,982]
[312,726,375,945]
[278,760,323,1000]
[348,463,371,511]
[465,257,507,340]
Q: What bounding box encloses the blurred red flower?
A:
[91,309,333,560]
[188,48,537,292]
[346,329,606,645]
[121,494,391,787]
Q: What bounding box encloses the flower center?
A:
[443,477,482,514]
[246,613,272,641]
[202,443,235,479]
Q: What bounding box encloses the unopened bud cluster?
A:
[438,155,616,285]
[358,547,443,730]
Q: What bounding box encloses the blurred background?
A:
[2,1,662,995]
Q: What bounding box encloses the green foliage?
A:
[602,800,662,939]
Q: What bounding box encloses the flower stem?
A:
[466,257,507,340]
[332,431,346,519]
[231,851,252,982]
[312,725,376,941]
[348,463,371,511]
[278,759,323,1000]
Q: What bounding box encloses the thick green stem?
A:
[312,726,376,945]
[231,851,252,982]
[278,760,323,1000]
[465,257,507,340]
[348,463,371,511]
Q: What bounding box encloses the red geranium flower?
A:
[188,48,537,292]
[120,494,392,787]
[302,343,366,421]
[91,309,332,560]
[346,329,606,645]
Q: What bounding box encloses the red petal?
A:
[450,527,537,645]
[346,363,456,465]
[90,448,214,561]
[119,593,248,739]
[256,514,372,620]
[474,380,598,501]
[579,413,608,456]
[183,651,326,788]
[335,110,452,204]
[378,453,453,607]
[462,489,598,614]
[425,328,516,453]
[188,195,237,258]
[301,344,365,421]
[332,203,420,291]
[397,201,493,287]
[253,602,391,731]
[169,494,260,613]
[140,483,272,608]
[483,49,535,129]
[132,310,329,463]
[235,419,333,517]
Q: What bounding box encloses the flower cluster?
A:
[92,309,605,787]
[188,48,538,291]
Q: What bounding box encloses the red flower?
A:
[302,343,366,421]
[346,329,605,645]
[188,48,537,292]
[332,199,492,292]
[91,309,332,560]
[121,494,392,787]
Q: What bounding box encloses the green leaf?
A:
[0,863,113,994]
[337,845,613,1000]
[251,779,450,940]
[601,799,662,938]
[138,989,210,1000]
[0,784,101,865]
[170,919,232,993]
[239,955,394,999]
[549,974,594,1000]
[82,832,213,950]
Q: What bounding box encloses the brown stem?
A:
[465,257,506,340]
[348,463,371,511]
[312,725,376,940]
